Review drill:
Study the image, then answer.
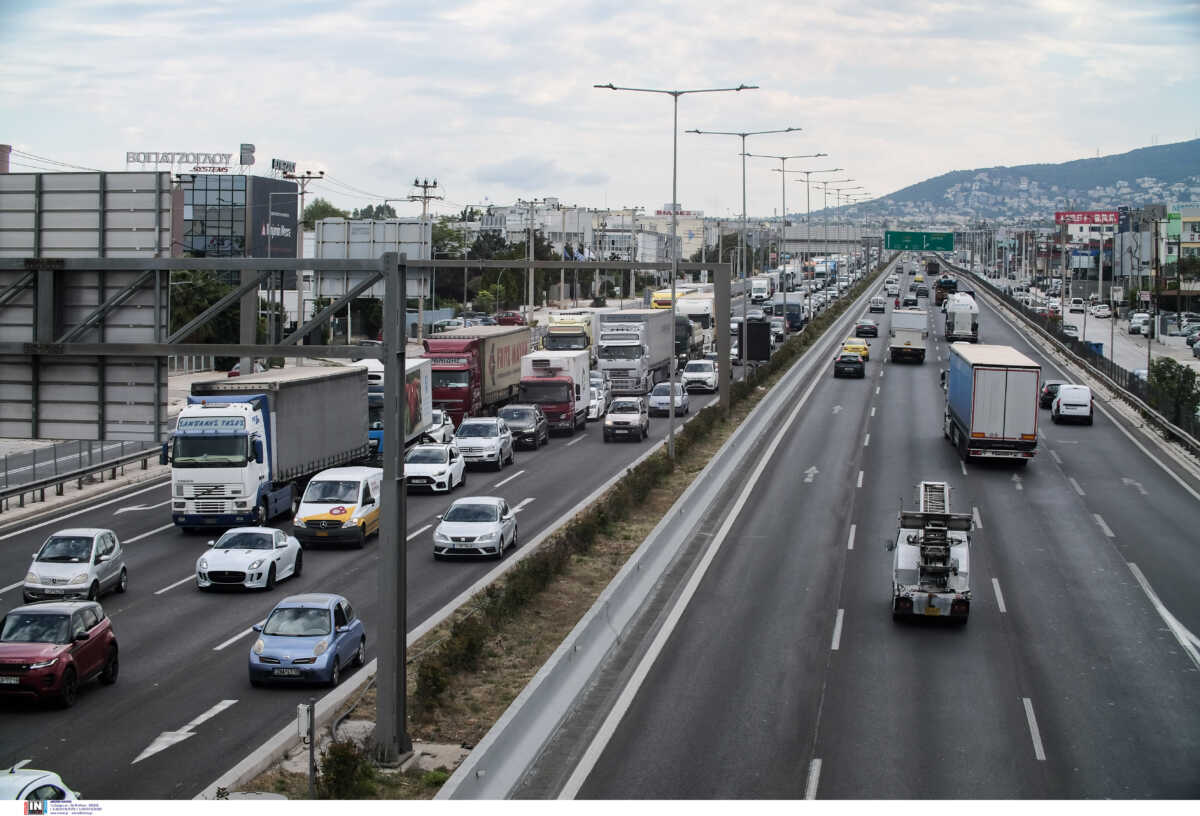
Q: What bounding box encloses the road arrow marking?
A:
[114,499,172,515]
[133,699,237,764]
[831,405,842,414]
[513,497,535,513]
[803,466,819,483]
[1011,473,1023,491]
[1121,477,1148,496]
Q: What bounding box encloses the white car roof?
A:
[449,495,504,507]
[0,768,66,798]
[45,528,106,538]
[310,466,382,481]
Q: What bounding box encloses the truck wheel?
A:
[254,501,267,526]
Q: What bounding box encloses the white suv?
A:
[453,417,515,470]
[680,359,718,392]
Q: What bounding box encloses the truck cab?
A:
[518,349,589,434]
[888,481,972,622]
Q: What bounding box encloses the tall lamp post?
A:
[745,152,827,333]
[831,186,863,262]
[687,126,803,369]
[595,81,757,458]
[810,178,853,273]
[784,168,843,268]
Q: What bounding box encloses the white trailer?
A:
[597,309,673,395]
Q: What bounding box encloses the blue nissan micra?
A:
[248,593,366,687]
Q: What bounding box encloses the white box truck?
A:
[944,293,980,342]
[943,343,1040,463]
[889,309,928,363]
[596,309,673,395]
[518,348,591,433]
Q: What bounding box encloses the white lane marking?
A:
[1068,476,1085,496]
[875,386,880,395]
[125,523,175,543]
[992,578,1007,614]
[1,580,23,594]
[114,499,173,515]
[1049,449,1063,465]
[870,406,876,417]
[0,479,169,541]
[863,433,870,447]
[1128,562,1200,671]
[805,758,822,800]
[856,470,863,488]
[512,497,535,513]
[1022,697,1047,761]
[406,524,431,541]
[494,469,526,488]
[155,575,194,595]
[831,404,843,414]
[878,369,884,378]
[559,345,836,799]
[972,506,983,529]
[565,436,585,447]
[1011,473,1023,491]
[831,609,845,650]
[213,627,255,651]
[1121,477,1148,496]
[847,524,856,550]
[803,466,819,483]
[133,699,239,764]
[1093,514,1114,538]
[960,460,968,477]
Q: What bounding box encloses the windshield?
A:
[456,422,498,438]
[498,408,535,424]
[1,613,71,645]
[432,371,470,389]
[263,607,331,637]
[610,401,639,414]
[520,382,571,404]
[172,435,248,468]
[444,503,500,523]
[406,447,448,464]
[215,531,273,550]
[650,383,676,396]
[599,345,643,360]
[36,535,94,562]
[838,354,861,362]
[544,334,588,350]
[684,362,712,373]
[302,480,359,504]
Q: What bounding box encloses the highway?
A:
[560,269,1200,798]
[0,335,742,799]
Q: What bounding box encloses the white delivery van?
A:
[292,466,383,548]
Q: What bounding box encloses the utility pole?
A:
[408,178,443,340]
[283,170,324,337]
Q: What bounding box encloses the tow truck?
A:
[887,481,972,622]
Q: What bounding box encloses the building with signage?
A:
[172,173,298,259]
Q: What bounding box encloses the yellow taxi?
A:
[913,273,925,283]
[842,338,870,362]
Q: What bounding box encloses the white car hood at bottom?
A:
[406,462,451,478]
[455,437,500,452]
[435,520,501,540]
[200,547,275,570]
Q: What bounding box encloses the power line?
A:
[10,148,102,172]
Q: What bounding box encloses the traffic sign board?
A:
[885,231,954,251]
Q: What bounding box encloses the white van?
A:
[869,296,886,313]
[1051,384,1094,425]
[293,466,383,547]
[1068,297,1086,314]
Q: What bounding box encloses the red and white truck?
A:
[517,348,590,434]
[422,325,532,426]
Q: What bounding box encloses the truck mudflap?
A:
[893,591,970,620]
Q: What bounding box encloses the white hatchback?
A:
[404,443,466,492]
[23,528,127,604]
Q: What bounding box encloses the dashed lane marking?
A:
[155,575,194,595]
[1023,698,1047,761]
[992,578,1007,613]
[805,759,822,800]
[856,471,863,488]
[847,524,856,550]
[1068,476,1085,496]
[126,523,175,543]
[213,627,255,651]
[494,469,525,488]
[972,506,982,528]
[831,609,845,650]
[1094,514,1114,538]
[406,524,431,541]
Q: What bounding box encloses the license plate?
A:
[316,531,328,537]
[272,668,301,677]
[456,541,473,549]
[0,676,18,685]
[924,606,941,616]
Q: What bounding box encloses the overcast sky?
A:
[2,0,1197,221]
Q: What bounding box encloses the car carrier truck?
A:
[887,480,972,622]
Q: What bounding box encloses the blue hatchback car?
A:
[248,593,366,687]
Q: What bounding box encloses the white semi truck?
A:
[888,480,973,622]
[596,309,673,395]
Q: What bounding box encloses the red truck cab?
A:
[422,338,481,427]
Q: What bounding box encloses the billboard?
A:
[249,176,298,258]
[1054,211,1117,225]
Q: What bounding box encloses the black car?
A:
[916,285,929,298]
[854,319,879,338]
[496,404,549,448]
[902,295,919,308]
[833,352,865,378]
[1039,380,1064,409]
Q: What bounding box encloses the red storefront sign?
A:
[1054,211,1118,225]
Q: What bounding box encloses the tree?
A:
[169,271,239,343]
[302,198,349,228]
[351,203,398,220]
[1148,357,1200,427]
[433,217,469,258]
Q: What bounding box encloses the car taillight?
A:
[895,597,913,614]
[951,598,970,616]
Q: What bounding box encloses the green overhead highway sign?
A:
[885,231,954,251]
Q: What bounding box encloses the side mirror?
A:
[251,439,264,464]
[885,538,896,552]
[436,514,444,520]
[159,441,170,466]
[95,554,107,564]
[252,623,263,633]
[336,625,350,634]
[363,496,375,506]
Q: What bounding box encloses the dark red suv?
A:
[0,601,118,707]
[494,311,527,326]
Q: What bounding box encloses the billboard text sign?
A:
[1054,211,1117,225]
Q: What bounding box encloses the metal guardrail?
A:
[438,255,898,799]
[1,439,156,491]
[944,259,1200,460]
[0,446,159,515]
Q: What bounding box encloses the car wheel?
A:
[495,454,504,471]
[116,568,128,594]
[603,432,610,443]
[329,659,341,687]
[354,527,366,549]
[265,564,276,590]
[293,550,303,579]
[87,581,100,601]
[101,646,119,685]
[460,469,467,488]
[1051,411,1060,424]
[354,637,366,668]
[1086,413,1094,426]
[512,525,519,549]
[507,446,515,465]
[249,674,263,688]
[58,667,79,708]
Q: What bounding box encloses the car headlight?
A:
[253,639,265,655]
[293,517,306,528]
[343,519,360,528]
[604,416,615,426]
[436,470,448,478]
[68,572,89,585]
[198,558,208,571]
[24,571,38,584]
[248,559,265,570]
[313,639,328,657]
[434,531,450,543]
[476,530,498,542]
[28,657,58,670]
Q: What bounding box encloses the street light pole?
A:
[811,179,853,275]
[687,126,803,369]
[831,186,863,265]
[779,168,842,272]
[596,81,758,457]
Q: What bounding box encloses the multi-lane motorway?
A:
[0,335,742,798]
[558,270,1200,798]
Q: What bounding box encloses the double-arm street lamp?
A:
[781,168,843,267]
[745,152,827,331]
[831,186,863,260]
[595,81,757,459]
[687,126,802,368]
[811,178,853,264]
